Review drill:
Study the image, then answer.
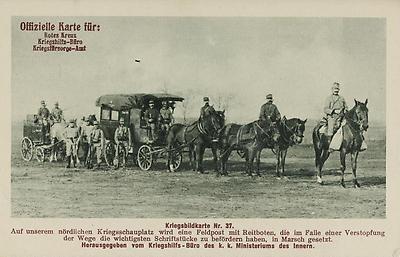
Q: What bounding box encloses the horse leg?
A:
[340,149,346,188]
[281,149,287,176]
[247,147,256,177]
[255,149,261,175]
[351,152,360,188]
[188,145,194,171]
[317,150,330,185]
[196,144,206,173]
[211,146,219,173]
[275,148,281,178]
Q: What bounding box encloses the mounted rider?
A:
[51,102,64,123]
[144,100,160,142]
[259,94,281,123]
[323,82,348,137]
[200,97,215,120]
[159,100,174,132]
[114,117,131,164]
[88,120,104,169]
[323,82,367,151]
[63,119,81,168]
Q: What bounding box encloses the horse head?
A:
[348,99,369,131]
[280,117,307,144]
[200,109,225,140]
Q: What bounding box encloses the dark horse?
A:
[166,110,225,173]
[255,117,307,177]
[219,119,280,176]
[312,99,369,187]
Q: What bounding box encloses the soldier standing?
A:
[323,82,348,137]
[159,101,174,132]
[37,100,50,120]
[200,97,215,119]
[63,119,81,168]
[114,117,131,166]
[88,120,104,169]
[259,94,281,122]
[51,102,64,123]
[144,100,160,142]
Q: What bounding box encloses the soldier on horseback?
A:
[259,94,281,123]
[200,97,215,120]
[323,82,347,137]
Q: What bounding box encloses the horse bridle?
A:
[280,121,303,145]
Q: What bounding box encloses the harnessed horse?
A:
[166,110,225,173]
[256,117,307,177]
[219,119,280,176]
[312,99,369,187]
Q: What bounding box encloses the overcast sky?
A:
[12,17,385,124]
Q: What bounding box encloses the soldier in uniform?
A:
[200,97,215,120]
[114,117,131,166]
[37,100,50,120]
[63,119,81,168]
[88,120,104,169]
[323,82,348,136]
[159,101,174,132]
[259,94,281,122]
[144,100,160,142]
[51,102,64,123]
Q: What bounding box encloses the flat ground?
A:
[11,122,386,218]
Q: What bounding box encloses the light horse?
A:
[167,110,225,173]
[255,117,307,177]
[219,119,280,177]
[312,99,369,187]
[49,121,69,163]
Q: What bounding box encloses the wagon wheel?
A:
[104,141,116,167]
[21,137,34,161]
[168,150,183,172]
[35,147,45,163]
[137,145,153,171]
[237,149,246,158]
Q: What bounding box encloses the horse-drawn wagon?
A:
[21,115,64,162]
[95,93,185,171]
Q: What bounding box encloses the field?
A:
[11,121,386,218]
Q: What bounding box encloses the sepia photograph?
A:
[11,16,385,219]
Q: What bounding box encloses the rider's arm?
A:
[259,105,265,120]
[323,96,334,115]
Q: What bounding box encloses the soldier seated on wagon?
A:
[159,100,174,132]
[144,100,160,142]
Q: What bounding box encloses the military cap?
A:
[55,101,59,106]
[93,120,99,125]
[69,119,75,123]
[332,82,340,90]
[119,117,125,122]
[203,97,209,102]
[162,100,167,105]
[41,100,45,104]
[149,100,155,104]
[266,94,273,100]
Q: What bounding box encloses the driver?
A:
[144,100,160,142]
[159,101,174,132]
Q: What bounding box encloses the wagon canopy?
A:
[95,93,184,111]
